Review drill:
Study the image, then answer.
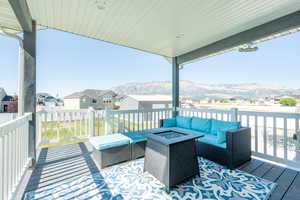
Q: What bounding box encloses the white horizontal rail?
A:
[0,113,32,200]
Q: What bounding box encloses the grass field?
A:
[40,118,105,141]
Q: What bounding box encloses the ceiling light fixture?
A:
[238,43,258,52]
[176,33,184,39]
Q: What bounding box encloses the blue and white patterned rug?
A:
[24,157,276,200]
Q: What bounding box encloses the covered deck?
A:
[16,143,300,200]
[1,0,300,199]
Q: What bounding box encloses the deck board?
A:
[262,165,285,182]
[20,143,299,200]
[251,162,274,178]
[281,172,300,200]
[267,169,298,200]
[239,158,264,173]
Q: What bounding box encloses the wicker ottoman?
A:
[90,134,131,169]
[122,132,147,160]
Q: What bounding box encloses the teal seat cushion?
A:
[122,132,147,143]
[191,117,211,133]
[162,118,176,128]
[197,134,226,148]
[175,116,192,129]
[211,119,241,136]
[89,134,130,150]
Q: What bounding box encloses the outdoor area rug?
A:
[24,157,276,200]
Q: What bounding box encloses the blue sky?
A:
[1,29,299,97]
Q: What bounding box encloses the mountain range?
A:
[111,81,300,99]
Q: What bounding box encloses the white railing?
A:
[36,107,300,169]
[104,108,173,133]
[36,109,93,145]
[178,107,300,169]
[36,108,172,145]
[0,113,32,200]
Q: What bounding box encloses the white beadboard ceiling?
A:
[0,0,21,32]
[2,0,300,58]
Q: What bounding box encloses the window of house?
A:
[92,99,97,103]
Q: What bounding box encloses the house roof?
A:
[2,1,300,64]
[127,95,172,102]
[2,95,13,101]
[64,89,117,99]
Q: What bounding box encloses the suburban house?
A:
[37,93,63,108]
[0,87,18,113]
[119,95,172,110]
[64,89,117,110]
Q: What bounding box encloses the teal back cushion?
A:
[211,119,241,136]
[162,118,176,128]
[216,130,226,144]
[176,116,192,129]
[191,117,211,133]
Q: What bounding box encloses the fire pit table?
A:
[143,128,203,190]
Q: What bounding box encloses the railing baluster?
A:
[284,118,288,160]
[79,112,82,137]
[3,135,8,199]
[73,112,77,137]
[255,115,258,153]
[56,113,60,141]
[142,112,144,130]
[154,111,157,128]
[0,136,4,200]
[137,112,140,131]
[273,117,277,157]
[263,116,267,154]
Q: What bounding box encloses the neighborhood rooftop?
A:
[64,89,116,99]
[127,95,172,102]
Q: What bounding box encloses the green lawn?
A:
[40,118,106,141]
[39,115,164,148]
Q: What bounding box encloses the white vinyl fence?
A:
[0,113,32,200]
[36,107,300,169]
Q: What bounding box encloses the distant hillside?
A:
[111,81,299,99]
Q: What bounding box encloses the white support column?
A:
[172,57,179,117]
[21,20,36,167]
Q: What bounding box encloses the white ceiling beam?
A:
[8,0,32,32]
[177,10,300,65]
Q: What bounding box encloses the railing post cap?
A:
[88,107,95,111]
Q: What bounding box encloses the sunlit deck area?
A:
[16,142,299,200]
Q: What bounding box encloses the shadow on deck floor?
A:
[23,143,99,195]
[21,142,300,200]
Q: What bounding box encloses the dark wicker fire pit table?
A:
[143,128,203,191]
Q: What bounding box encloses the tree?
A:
[279,98,297,106]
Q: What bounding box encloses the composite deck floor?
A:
[20,142,300,200]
